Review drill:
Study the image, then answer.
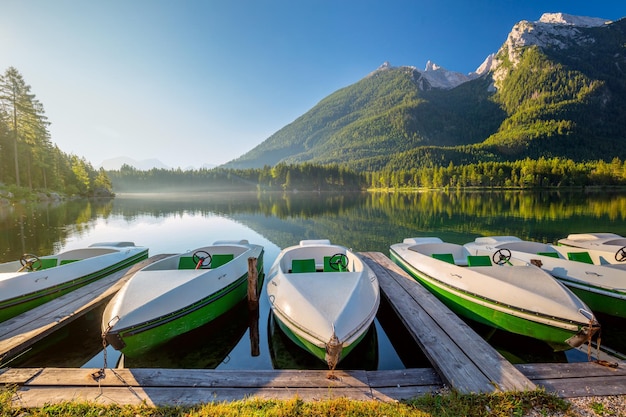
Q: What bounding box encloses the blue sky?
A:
[1,1,623,169]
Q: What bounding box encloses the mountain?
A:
[100,157,170,171]
[224,13,626,171]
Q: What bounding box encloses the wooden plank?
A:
[13,368,372,389]
[365,368,442,387]
[532,376,626,398]
[11,386,382,407]
[517,362,626,380]
[360,252,535,393]
[516,363,626,398]
[1,368,441,406]
[0,255,171,362]
[361,252,493,392]
[0,368,43,385]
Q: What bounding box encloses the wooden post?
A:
[247,257,260,356]
[247,257,258,310]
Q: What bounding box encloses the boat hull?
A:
[272,312,370,364]
[551,280,626,319]
[0,245,148,323]
[106,271,259,356]
[104,242,264,357]
[389,247,596,351]
[266,239,380,367]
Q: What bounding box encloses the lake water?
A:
[2,190,626,369]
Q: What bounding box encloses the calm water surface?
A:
[2,190,626,369]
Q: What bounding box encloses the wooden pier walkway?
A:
[360,252,535,393]
[1,252,625,407]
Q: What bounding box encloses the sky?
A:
[1,1,624,170]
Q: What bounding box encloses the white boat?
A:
[390,237,600,351]
[465,236,626,319]
[102,240,263,357]
[0,242,148,323]
[266,239,380,368]
[557,233,626,265]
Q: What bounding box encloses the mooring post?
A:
[247,256,260,356]
[247,257,259,309]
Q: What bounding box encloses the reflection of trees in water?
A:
[0,199,114,262]
[3,191,626,263]
[109,192,367,220]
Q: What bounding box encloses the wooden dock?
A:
[1,252,626,406]
[360,251,535,393]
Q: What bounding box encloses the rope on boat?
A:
[586,319,619,368]
[325,328,342,379]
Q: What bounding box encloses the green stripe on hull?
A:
[0,250,148,323]
[566,285,626,319]
[272,314,366,365]
[113,268,264,357]
[390,251,581,351]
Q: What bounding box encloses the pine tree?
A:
[0,67,50,188]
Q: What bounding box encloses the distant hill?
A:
[223,13,626,171]
[100,157,217,171]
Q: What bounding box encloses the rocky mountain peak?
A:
[491,13,612,86]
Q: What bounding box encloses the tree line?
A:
[106,162,366,192]
[108,157,626,193]
[367,157,626,189]
[0,67,112,197]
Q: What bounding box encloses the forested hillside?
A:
[0,67,112,198]
[224,17,626,172]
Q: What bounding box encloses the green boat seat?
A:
[567,252,593,264]
[292,259,316,273]
[211,254,234,268]
[59,259,78,265]
[537,252,559,258]
[432,253,455,264]
[467,255,492,267]
[178,256,198,269]
[40,258,58,269]
[324,256,347,272]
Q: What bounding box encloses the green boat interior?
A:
[177,254,234,269]
[567,251,594,264]
[290,256,348,273]
[431,253,493,267]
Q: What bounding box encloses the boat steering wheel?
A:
[329,253,348,271]
[19,253,42,272]
[192,250,212,269]
[616,246,626,263]
[492,248,512,265]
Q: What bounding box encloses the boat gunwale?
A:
[0,249,149,310]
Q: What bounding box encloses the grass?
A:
[1,385,573,417]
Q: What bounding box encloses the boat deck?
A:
[1,252,625,406]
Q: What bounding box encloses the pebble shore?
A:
[527,395,626,416]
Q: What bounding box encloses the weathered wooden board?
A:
[516,362,626,397]
[11,386,382,407]
[360,252,535,393]
[0,255,172,362]
[1,367,441,405]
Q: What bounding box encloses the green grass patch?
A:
[0,385,571,417]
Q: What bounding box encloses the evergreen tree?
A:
[0,67,50,188]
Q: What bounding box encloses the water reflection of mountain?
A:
[229,190,626,253]
[4,190,626,263]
